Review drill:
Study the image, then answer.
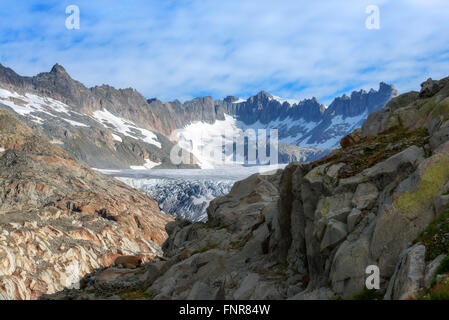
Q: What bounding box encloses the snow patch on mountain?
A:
[173,112,344,168]
[111,133,122,142]
[174,114,241,169]
[301,111,369,149]
[60,118,89,127]
[232,98,247,103]
[270,95,300,106]
[92,109,161,148]
[0,88,88,127]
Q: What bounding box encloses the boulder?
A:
[352,183,378,210]
[320,220,348,252]
[186,281,224,300]
[315,193,353,223]
[423,254,447,288]
[289,287,336,300]
[340,129,362,148]
[232,273,260,300]
[419,78,444,98]
[362,145,425,189]
[347,208,363,233]
[114,256,142,269]
[384,244,426,300]
[330,236,372,298]
[252,282,282,300]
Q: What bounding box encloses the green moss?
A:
[351,287,384,300]
[394,155,449,218]
[417,96,449,123]
[190,242,220,255]
[119,289,153,300]
[437,255,449,275]
[311,127,429,179]
[428,289,449,300]
[420,278,449,300]
[415,205,449,261]
[230,232,253,250]
[321,199,330,216]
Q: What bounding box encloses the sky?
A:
[0,0,448,104]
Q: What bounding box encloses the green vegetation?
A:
[190,242,220,256]
[415,205,449,261]
[420,277,449,300]
[418,255,449,300]
[312,126,429,179]
[119,288,153,300]
[351,287,384,300]
[320,199,330,216]
[394,154,449,218]
[417,96,449,123]
[437,255,449,275]
[427,283,449,300]
[229,232,253,250]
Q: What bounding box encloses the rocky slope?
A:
[0,63,396,169]
[43,76,449,300]
[0,107,173,299]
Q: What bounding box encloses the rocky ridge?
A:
[0,107,173,299]
[43,76,449,300]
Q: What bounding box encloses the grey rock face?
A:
[423,254,447,289]
[347,208,363,233]
[320,220,348,252]
[419,78,445,98]
[352,183,379,210]
[384,244,426,300]
[370,144,448,277]
[330,235,372,298]
[233,273,260,300]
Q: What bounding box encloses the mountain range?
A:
[0,63,398,169]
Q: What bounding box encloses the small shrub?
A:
[415,205,449,261]
[351,287,384,300]
[436,255,449,275]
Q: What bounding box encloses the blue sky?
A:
[1,0,449,104]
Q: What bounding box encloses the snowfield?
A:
[92,109,161,148]
[0,88,88,127]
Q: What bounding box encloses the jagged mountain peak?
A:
[325,82,398,119]
[50,63,69,76]
[250,90,273,103]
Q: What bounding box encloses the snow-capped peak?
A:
[232,98,247,104]
[270,95,300,106]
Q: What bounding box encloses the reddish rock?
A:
[0,108,174,300]
[340,129,362,148]
[115,256,142,269]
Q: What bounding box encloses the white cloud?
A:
[0,0,448,104]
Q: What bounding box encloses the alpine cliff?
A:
[42,76,449,300]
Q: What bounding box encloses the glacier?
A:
[103,166,285,222]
